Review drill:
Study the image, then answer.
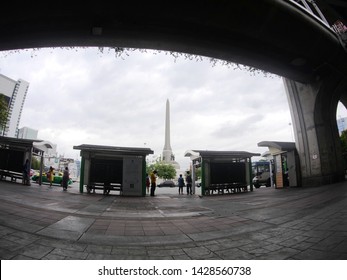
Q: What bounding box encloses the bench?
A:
[0,170,24,183]
[205,183,248,195]
[86,182,122,195]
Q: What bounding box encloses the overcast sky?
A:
[1,47,347,170]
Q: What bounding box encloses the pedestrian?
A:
[186,171,192,195]
[150,170,158,196]
[22,159,31,186]
[284,168,289,187]
[62,167,69,191]
[145,173,151,194]
[178,174,185,194]
[47,166,54,187]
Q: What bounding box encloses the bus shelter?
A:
[185,150,260,196]
[258,141,300,188]
[73,144,153,196]
[0,136,46,184]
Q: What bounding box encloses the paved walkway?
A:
[0,179,347,260]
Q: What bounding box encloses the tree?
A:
[341,130,347,153]
[0,94,9,134]
[31,156,41,170]
[195,167,201,180]
[147,161,176,180]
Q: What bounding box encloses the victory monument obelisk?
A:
[162,99,180,170]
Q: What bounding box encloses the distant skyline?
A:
[1,47,347,170]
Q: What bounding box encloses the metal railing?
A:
[294,0,329,25]
[289,0,347,49]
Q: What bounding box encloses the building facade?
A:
[18,126,38,140]
[0,74,29,137]
[337,117,347,135]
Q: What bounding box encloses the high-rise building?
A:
[18,126,38,140]
[0,74,29,137]
[337,116,347,135]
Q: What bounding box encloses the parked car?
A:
[157,180,176,188]
[31,171,73,185]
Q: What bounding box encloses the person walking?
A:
[47,166,54,187]
[62,167,69,191]
[178,174,185,195]
[150,170,158,196]
[186,171,193,195]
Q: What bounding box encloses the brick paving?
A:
[0,180,347,260]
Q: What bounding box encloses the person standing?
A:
[145,173,151,194]
[150,170,158,197]
[62,167,69,191]
[48,166,54,187]
[22,159,31,186]
[178,174,185,195]
[186,171,193,195]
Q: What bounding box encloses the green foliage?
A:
[341,130,347,153]
[147,161,176,180]
[31,156,41,170]
[340,130,347,169]
[194,167,201,180]
[0,94,9,131]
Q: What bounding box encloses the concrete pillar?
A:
[284,74,347,187]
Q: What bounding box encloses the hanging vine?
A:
[0,46,275,78]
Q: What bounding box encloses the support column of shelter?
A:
[39,152,44,186]
[79,157,85,193]
[284,74,346,187]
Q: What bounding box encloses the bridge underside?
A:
[1,0,347,83]
[1,0,347,187]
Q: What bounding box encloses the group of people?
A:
[178,171,193,195]
[22,159,70,191]
[46,166,70,191]
[145,170,193,196]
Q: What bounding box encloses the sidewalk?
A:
[0,180,347,260]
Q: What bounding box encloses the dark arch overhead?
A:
[1,0,347,82]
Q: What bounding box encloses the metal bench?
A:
[86,182,122,195]
[0,170,23,183]
[205,183,248,195]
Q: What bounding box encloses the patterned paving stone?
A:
[1,180,347,260]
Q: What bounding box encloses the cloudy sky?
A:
[1,47,347,170]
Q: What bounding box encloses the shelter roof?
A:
[0,136,44,151]
[257,141,296,151]
[73,144,154,156]
[34,141,54,149]
[184,150,260,159]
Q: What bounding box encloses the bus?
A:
[252,161,273,188]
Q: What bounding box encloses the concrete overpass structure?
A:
[1,0,347,187]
